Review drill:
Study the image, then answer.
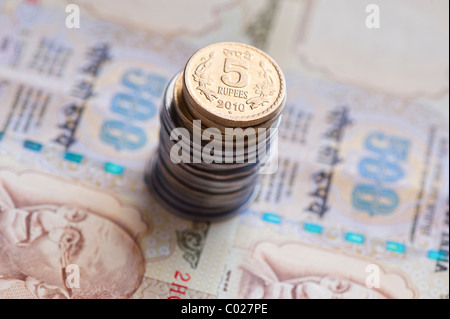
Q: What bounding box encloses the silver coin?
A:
[145,72,281,221]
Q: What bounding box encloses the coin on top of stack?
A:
[146,42,286,221]
[183,42,286,128]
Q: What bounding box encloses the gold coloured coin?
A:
[183,42,286,127]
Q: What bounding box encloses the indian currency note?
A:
[0,0,192,169]
[0,137,240,298]
[217,72,449,299]
[264,0,449,117]
[0,0,282,169]
[0,0,279,299]
[1,0,448,299]
[1,69,448,298]
[0,3,237,299]
[42,0,280,49]
[219,240,449,299]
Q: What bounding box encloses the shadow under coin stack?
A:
[146,42,286,221]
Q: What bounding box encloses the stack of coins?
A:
[146,42,286,221]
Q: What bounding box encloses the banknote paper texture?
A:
[0,0,448,299]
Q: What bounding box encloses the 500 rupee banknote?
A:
[0,139,237,299]
[0,1,194,170]
[219,73,449,299]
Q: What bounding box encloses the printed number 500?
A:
[100,69,166,151]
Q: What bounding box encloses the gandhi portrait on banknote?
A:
[0,169,146,299]
[239,241,417,299]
